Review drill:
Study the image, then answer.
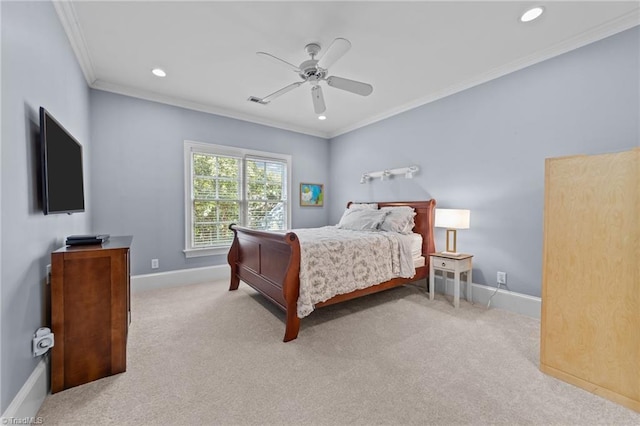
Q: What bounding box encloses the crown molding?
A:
[328,11,640,139]
[91,80,329,139]
[52,0,97,85]
[54,1,638,141]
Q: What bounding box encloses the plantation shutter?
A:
[245,156,288,231]
[191,152,241,247]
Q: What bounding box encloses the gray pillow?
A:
[348,202,379,210]
[379,207,416,234]
[337,209,389,231]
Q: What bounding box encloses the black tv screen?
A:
[40,107,85,214]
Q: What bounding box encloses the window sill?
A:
[183,246,230,258]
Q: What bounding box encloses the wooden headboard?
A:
[346,200,437,257]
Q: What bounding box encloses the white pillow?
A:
[337,209,389,231]
[348,203,379,210]
[379,207,416,234]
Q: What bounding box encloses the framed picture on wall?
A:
[300,183,324,207]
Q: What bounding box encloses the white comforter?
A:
[294,226,416,318]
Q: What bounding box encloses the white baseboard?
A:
[132,266,540,318]
[131,264,230,293]
[432,276,541,319]
[1,357,49,423]
[471,283,541,319]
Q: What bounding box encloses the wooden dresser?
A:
[540,149,638,412]
[51,236,132,393]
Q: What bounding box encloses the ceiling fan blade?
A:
[260,82,304,103]
[316,38,351,70]
[256,52,301,73]
[326,76,373,96]
[311,85,326,114]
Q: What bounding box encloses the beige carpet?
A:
[37,280,640,425]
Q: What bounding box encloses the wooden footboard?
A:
[227,225,302,341]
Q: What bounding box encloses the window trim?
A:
[183,140,292,258]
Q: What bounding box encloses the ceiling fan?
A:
[248,38,373,115]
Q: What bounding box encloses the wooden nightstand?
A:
[429,253,473,308]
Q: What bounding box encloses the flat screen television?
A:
[40,107,85,215]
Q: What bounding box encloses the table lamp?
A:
[434,208,470,255]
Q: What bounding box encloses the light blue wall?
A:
[1,1,91,412]
[328,27,640,297]
[89,90,330,275]
[1,1,637,412]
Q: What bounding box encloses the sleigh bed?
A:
[227,200,436,341]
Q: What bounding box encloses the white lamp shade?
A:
[434,209,470,229]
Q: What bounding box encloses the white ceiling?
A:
[55,1,640,138]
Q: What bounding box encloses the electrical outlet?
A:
[151,259,159,269]
[497,271,507,285]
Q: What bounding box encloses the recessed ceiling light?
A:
[318,115,327,120]
[151,68,166,77]
[520,6,544,23]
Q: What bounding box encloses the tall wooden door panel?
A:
[541,149,639,412]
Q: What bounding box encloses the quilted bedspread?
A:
[294,226,416,318]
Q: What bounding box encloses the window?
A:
[184,141,291,257]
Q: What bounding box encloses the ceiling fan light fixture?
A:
[520,6,544,22]
[151,68,166,77]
